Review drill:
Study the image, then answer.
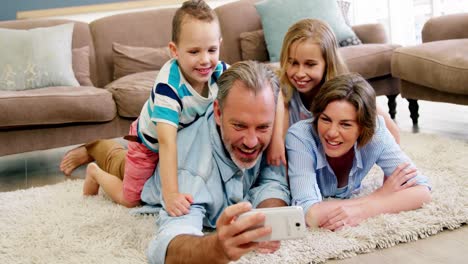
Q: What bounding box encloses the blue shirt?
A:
[285,116,431,215]
[140,105,291,264]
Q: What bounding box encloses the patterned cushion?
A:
[0,23,79,91]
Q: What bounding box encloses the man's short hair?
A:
[216,60,279,110]
[172,0,219,44]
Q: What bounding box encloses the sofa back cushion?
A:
[215,0,263,64]
[112,42,171,80]
[90,7,177,87]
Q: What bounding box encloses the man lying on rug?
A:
[138,61,290,263]
[286,72,432,231]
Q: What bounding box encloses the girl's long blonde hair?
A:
[279,18,348,103]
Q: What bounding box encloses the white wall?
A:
[49,0,236,23]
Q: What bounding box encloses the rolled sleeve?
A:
[248,162,290,208]
[286,122,323,214]
[375,117,432,191]
[147,206,205,264]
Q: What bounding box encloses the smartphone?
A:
[237,206,306,242]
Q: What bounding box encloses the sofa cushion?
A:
[392,39,468,95]
[72,46,93,86]
[255,0,360,62]
[0,86,116,129]
[0,23,79,91]
[340,43,400,79]
[105,71,157,118]
[239,30,269,61]
[112,42,171,80]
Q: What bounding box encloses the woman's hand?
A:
[319,203,367,231]
[378,163,418,196]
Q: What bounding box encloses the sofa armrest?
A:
[352,23,388,44]
[422,13,468,43]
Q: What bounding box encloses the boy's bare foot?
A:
[83,163,100,196]
[60,145,93,176]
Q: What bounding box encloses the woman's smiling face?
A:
[317,100,361,158]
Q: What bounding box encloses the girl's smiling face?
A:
[286,39,326,96]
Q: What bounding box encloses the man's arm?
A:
[165,202,273,264]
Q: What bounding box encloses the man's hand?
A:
[164,192,193,217]
[215,202,273,261]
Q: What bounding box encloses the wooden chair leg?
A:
[386,94,398,119]
[407,99,419,125]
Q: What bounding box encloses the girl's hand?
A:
[164,192,193,217]
[266,138,287,167]
[320,204,367,231]
[379,163,418,196]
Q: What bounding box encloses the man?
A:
[140,61,290,264]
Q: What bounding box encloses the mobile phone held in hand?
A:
[237,206,306,242]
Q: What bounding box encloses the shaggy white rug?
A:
[0,132,467,264]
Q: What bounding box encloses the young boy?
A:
[61,0,227,216]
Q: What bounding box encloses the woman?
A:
[286,73,431,230]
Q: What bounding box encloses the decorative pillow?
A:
[337,0,352,26]
[0,23,79,91]
[112,42,171,80]
[255,0,361,62]
[239,30,269,61]
[72,46,94,87]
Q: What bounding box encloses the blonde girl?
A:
[267,18,399,165]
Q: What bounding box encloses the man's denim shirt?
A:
[140,105,291,264]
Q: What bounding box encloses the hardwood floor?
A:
[0,95,466,263]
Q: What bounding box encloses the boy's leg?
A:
[60,139,126,177]
[121,120,159,206]
[86,140,126,179]
[84,163,139,208]
[84,120,158,208]
[59,145,94,176]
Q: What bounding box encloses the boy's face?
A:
[169,18,221,93]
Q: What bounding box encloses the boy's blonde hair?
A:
[279,18,348,103]
[172,0,220,44]
[311,73,376,147]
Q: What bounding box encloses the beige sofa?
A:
[0,1,401,156]
[391,13,468,124]
[0,19,132,156]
